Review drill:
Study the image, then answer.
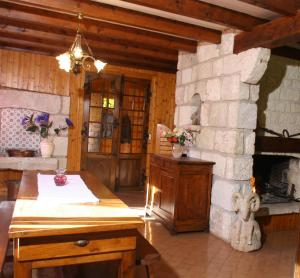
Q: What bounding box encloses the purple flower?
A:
[21,116,30,126]
[35,113,49,125]
[65,118,74,128]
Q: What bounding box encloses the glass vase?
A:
[54,168,67,186]
[172,144,183,158]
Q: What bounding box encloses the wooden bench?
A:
[136,232,160,278]
[0,201,14,278]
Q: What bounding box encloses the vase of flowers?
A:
[22,112,73,158]
[162,128,193,158]
[39,137,55,158]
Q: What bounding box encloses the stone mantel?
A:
[0,157,58,171]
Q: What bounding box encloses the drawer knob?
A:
[74,239,89,247]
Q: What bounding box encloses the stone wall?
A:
[175,31,271,241]
[258,55,300,137]
[0,88,70,168]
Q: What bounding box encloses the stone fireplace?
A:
[0,88,70,169]
[175,30,300,242]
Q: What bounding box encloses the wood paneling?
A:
[257,213,300,234]
[0,170,22,198]
[0,49,70,95]
[66,73,85,171]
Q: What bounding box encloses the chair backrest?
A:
[155,124,172,155]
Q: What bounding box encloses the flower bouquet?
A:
[163,128,193,146]
[22,112,73,138]
[22,112,73,157]
[162,128,193,158]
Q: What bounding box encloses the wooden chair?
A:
[0,201,14,278]
[155,124,172,155]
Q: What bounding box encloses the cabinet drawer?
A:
[151,157,176,171]
[179,164,213,175]
[18,236,136,261]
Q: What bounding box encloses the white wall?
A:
[258,55,300,137]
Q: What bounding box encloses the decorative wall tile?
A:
[0,108,40,153]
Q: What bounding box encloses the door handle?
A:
[81,122,89,137]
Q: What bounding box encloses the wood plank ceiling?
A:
[0,0,299,73]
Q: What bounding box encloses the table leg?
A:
[118,250,135,278]
[14,260,31,278]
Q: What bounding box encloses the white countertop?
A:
[0,157,58,170]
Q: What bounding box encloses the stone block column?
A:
[175,31,270,241]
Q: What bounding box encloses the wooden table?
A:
[9,171,144,278]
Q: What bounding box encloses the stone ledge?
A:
[0,157,58,170]
[256,202,300,216]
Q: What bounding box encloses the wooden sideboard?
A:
[147,154,215,233]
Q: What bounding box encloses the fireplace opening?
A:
[253,155,299,204]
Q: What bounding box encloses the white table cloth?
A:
[37,174,99,204]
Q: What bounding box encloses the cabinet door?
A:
[159,171,175,218]
[177,175,209,221]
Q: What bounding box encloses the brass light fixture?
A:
[56,13,106,75]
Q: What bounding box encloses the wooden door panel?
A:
[85,156,116,191]
[119,158,141,190]
[177,175,209,220]
[159,173,175,216]
[117,77,150,190]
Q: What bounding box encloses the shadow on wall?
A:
[257,55,288,130]
[190,93,201,125]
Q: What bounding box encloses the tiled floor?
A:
[3,192,299,278]
[118,191,298,278]
[139,220,297,278]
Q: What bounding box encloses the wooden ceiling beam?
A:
[122,0,265,31]
[234,11,300,53]
[238,0,300,15]
[0,29,177,66]
[0,26,178,62]
[3,0,221,43]
[0,3,196,53]
[0,38,177,73]
[271,46,300,60]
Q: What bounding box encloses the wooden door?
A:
[81,74,121,190]
[81,74,150,191]
[118,77,150,191]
